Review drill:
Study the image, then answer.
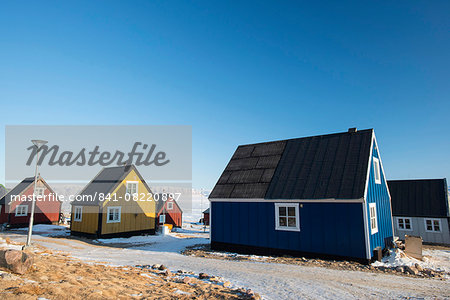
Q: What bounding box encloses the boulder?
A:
[0,250,34,274]
[414,263,423,272]
[158,265,166,270]
[151,264,161,270]
[404,265,419,275]
[198,272,209,279]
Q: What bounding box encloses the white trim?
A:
[35,187,45,197]
[396,217,413,231]
[159,214,166,223]
[15,204,28,216]
[167,201,173,210]
[363,131,374,200]
[369,203,378,234]
[372,133,391,199]
[106,206,121,223]
[424,218,442,233]
[274,203,300,232]
[373,157,381,184]
[372,133,394,238]
[362,202,372,259]
[362,132,374,259]
[73,206,83,222]
[209,198,364,203]
[126,181,139,195]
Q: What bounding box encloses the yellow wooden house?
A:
[70,165,156,238]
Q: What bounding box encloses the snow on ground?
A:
[2,224,449,299]
[373,248,450,273]
[11,224,70,237]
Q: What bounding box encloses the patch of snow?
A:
[0,237,23,250]
[372,248,450,273]
[174,289,191,295]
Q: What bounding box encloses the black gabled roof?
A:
[155,194,182,213]
[388,179,449,218]
[0,176,57,205]
[0,177,35,205]
[0,185,7,199]
[73,165,153,206]
[209,129,374,200]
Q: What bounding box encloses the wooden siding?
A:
[71,205,99,234]
[393,216,450,245]
[101,169,155,235]
[157,200,182,227]
[5,179,61,225]
[211,201,367,259]
[365,139,394,254]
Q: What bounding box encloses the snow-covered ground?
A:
[1,224,449,299]
[372,248,450,273]
[11,224,70,237]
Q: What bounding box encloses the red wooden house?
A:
[0,176,61,227]
[202,208,210,226]
[155,195,183,228]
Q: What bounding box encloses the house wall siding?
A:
[365,140,394,254]
[71,205,99,234]
[211,201,367,260]
[101,170,155,235]
[393,216,450,245]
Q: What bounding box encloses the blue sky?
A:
[1,1,449,189]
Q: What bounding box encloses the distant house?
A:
[202,208,210,225]
[209,128,394,263]
[388,179,450,245]
[155,195,182,228]
[0,176,61,227]
[70,165,156,238]
[0,185,7,200]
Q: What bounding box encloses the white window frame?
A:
[159,214,166,223]
[424,218,441,233]
[34,187,45,198]
[73,206,83,222]
[275,203,300,232]
[126,181,138,195]
[15,205,28,217]
[107,206,121,223]
[167,201,173,210]
[373,157,381,184]
[396,217,412,231]
[369,203,378,234]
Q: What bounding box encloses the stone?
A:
[183,277,192,284]
[395,266,404,273]
[162,269,172,276]
[414,263,423,272]
[151,264,160,270]
[0,250,34,275]
[198,272,209,279]
[404,266,419,275]
[223,281,232,288]
[158,265,166,270]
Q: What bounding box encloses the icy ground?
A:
[372,248,450,273]
[2,223,449,300]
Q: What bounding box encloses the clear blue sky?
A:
[1,1,449,189]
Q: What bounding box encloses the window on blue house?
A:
[369,203,378,234]
[373,157,381,184]
[275,203,300,232]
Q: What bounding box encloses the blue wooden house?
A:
[209,128,394,263]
